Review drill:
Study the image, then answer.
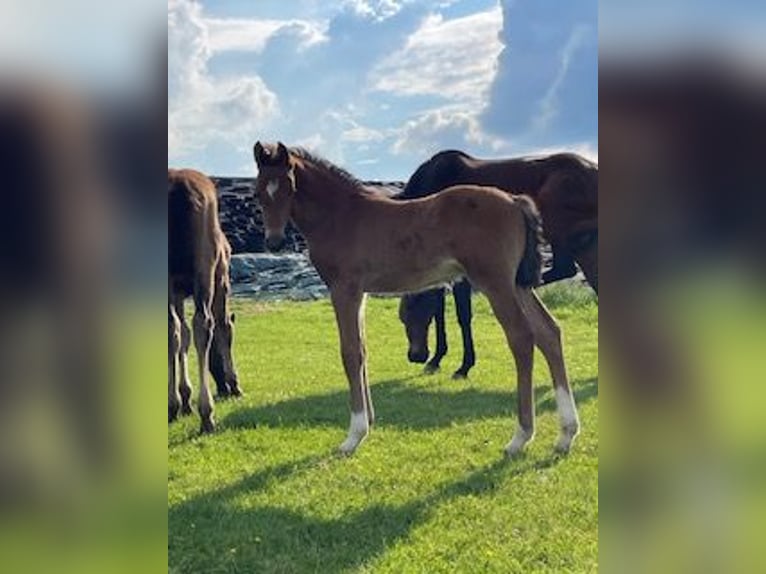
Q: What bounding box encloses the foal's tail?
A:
[515,195,544,288]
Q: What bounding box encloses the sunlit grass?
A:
[169,283,598,573]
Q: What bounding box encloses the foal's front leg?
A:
[331,287,371,455]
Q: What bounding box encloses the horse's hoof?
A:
[168,407,179,423]
[199,418,216,434]
[451,370,468,380]
[423,363,440,375]
[229,386,243,398]
[180,403,193,416]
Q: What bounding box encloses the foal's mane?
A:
[289,147,369,192]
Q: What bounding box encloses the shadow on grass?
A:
[169,452,566,573]
[221,377,598,433]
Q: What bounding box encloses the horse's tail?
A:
[168,176,196,277]
[515,195,544,288]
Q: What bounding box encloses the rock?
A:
[228,253,327,301]
[212,177,402,300]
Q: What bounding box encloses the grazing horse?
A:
[168,169,240,433]
[253,142,579,456]
[398,150,598,378]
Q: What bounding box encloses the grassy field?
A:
[168,283,598,573]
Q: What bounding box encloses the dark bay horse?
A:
[253,142,579,456]
[169,169,240,433]
[398,150,598,378]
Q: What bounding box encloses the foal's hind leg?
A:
[519,289,580,453]
[359,308,374,427]
[172,295,194,416]
[481,282,536,456]
[193,277,216,434]
[169,303,182,422]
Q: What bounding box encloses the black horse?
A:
[397,149,598,379]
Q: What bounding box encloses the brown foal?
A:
[169,168,239,433]
[253,142,579,456]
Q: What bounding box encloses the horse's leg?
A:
[172,295,194,415]
[573,236,598,294]
[518,289,580,453]
[193,274,216,434]
[452,280,476,379]
[542,243,578,285]
[211,271,241,397]
[425,289,447,374]
[480,281,536,456]
[331,287,371,454]
[168,302,181,422]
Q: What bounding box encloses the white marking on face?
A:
[555,386,579,430]
[266,179,279,198]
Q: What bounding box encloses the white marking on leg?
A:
[505,425,534,456]
[266,179,279,198]
[338,410,369,455]
[554,386,580,453]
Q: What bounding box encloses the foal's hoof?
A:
[229,386,243,398]
[504,429,534,457]
[168,406,179,423]
[180,403,193,416]
[199,417,216,434]
[554,426,580,454]
[451,370,468,380]
[423,363,440,375]
[337,434,367,456]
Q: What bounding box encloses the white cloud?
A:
[341,125,386,143]
[391,107,504,155]
[205,17,328,53]
[345,0,405,21]
[168,0,279,159]
[370,6,503,103]
[532,24,592,132]
[508,141,599,164]
[293,133,325,151]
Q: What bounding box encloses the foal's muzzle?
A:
[265,235,286,252]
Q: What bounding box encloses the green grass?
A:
[168,282,598,573]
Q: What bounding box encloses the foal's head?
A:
[254,141,296,251]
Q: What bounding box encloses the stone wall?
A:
[213,176,404,299]
[212,176,404,255]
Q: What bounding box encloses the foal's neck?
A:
[291,160,366,237]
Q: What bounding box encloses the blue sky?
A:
[168,0,597,179]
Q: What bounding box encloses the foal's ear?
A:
[253,141,265,164]
[276,142,289,166]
